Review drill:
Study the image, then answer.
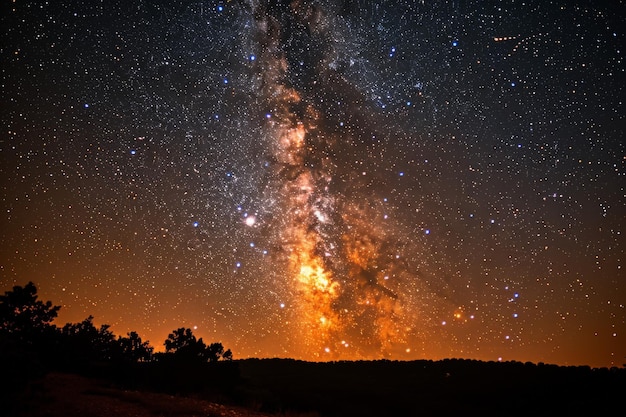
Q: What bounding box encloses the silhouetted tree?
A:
[164,328,232,363]
[0,282,60,344]
[164,327,196,352]
[61,316,118,362]
[164,327,207,362]
[0,282,63,406]
[118,331,153,362]
[206,342,224,362]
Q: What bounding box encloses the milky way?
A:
[1,1,624,366]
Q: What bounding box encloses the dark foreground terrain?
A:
[238,358,625,416]
[10,372,271,417]
[7,358,625,417]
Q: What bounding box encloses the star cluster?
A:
[1,0,624,367]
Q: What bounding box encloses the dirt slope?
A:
[17,373,272,417]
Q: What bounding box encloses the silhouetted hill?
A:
[234,358,625,416]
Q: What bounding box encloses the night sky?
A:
[1,0,624,367]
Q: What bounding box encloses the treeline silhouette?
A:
[1,282,238,415]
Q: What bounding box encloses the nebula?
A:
[246,0,436,359]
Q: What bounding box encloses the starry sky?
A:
[1,0,624,367]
